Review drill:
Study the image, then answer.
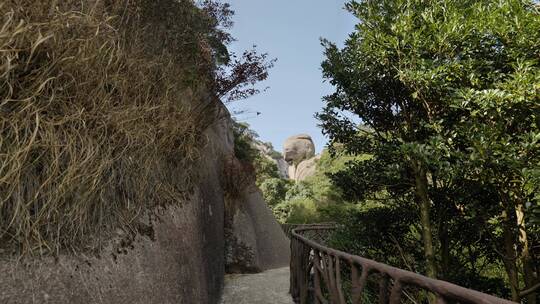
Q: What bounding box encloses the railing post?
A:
[388,281,403,304]
[290,236,298,302]
[378,274,390,304]
[312,249,323,304]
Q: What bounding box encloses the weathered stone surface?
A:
[283,134,315,165]
[284,134,319,181]
[288,163,297,180]
[294,154,321,181]
[275,158,289,179]
[225,187,290,273]
[253,141,273,155]
[225,205,259,273]
[0,106,233,304]
[0,198,222,304]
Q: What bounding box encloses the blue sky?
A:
[227,0,357,153]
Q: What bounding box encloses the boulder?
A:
[284,134,319,181]
[283,134,315,166]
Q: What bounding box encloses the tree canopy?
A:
[318,0,540,301]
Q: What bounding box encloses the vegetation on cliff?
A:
[0,0,272,255]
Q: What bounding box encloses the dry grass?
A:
[0,0,219,255]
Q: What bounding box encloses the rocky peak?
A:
[283,134,318,181]
[283,134,315,166]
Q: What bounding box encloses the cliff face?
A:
[0,109,230,304]
[225,188,291,273]
[0,108,290,304]
[0,1,289,302]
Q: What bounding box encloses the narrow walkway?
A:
[220,267,294,304]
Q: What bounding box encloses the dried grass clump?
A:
[0,0,219,255]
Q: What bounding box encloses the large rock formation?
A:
[0,106,290,304]
[284,134,319,181]
[275,158,289,179]
[294,154,321,181]
[225,187,290,273]
[283,134,316,165]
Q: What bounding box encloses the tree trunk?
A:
[413,162,437,279]
[439,219,450,279]
[516,202,538,304]
[501,206,521,302]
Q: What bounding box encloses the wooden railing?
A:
[290,224,516,304]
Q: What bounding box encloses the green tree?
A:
[319,0,539,300]
[259,178,291,206]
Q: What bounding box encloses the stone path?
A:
[220,267,294,304]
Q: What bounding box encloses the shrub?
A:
[270,149,368,224]
[324,203,510,298]
[232,121,259,162]
[283,198,321,224]
[253,155,280,186]
[259,178,292,206]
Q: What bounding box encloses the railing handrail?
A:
[281,223,336,239]
[290,225,516,304]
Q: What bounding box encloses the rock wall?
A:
[225,187,290,273]
[0,106,290,304]
[275,158,289,179]
[0,108,231,304]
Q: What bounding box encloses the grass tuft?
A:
[0,0,220,255]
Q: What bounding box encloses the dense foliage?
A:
[252,144,365,224]
[318,0,539,301]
